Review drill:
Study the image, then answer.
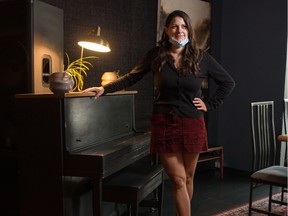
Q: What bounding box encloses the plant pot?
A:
[48,72,74,94]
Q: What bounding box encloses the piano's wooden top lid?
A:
[15,90,138,99]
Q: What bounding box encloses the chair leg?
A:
[281,187,284,202]
[268,184,273,213]
[248,181,254,216]
[220,148,224,179]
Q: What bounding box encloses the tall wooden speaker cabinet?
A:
[0,0,63,152]
[0,0,63,215]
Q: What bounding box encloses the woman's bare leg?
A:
[159,153,190,216]
[183,153,200,200]
[159,152,200,216]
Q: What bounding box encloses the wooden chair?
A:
[102,155,164,216]
[248,101,287,215]
[198,146,224,179]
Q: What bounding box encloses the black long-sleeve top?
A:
[103,47,235,118]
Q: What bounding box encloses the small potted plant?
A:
[64,53,97,92]
[49,53,97,94]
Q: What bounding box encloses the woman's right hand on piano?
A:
[82,86,104,98]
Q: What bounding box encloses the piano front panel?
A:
[63,93,150,178]
[64,94,135,152]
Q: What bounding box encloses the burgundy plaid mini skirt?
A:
[150,114,208,153]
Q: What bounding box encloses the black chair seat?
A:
[251,166,287,186]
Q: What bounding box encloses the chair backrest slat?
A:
[251,101,276,172]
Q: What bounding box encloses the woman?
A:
[84,10,235,216]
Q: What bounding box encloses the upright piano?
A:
[15,91,151,216]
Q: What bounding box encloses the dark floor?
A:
[139,166,282,216]
[1,163,282,216]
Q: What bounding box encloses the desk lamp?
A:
[71,26,111,91]
[78,26,111,58]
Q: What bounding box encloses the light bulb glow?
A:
[78,41,111,53]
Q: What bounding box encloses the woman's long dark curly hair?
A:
[153,10,203,76]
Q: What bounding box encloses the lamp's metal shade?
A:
[78,26,111,52]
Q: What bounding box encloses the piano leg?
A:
[91,178,103,216]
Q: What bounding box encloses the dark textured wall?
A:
[43,0,157,130]
[44,0,287,171]
[0,0,287,215]
[210,0,287,171]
